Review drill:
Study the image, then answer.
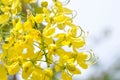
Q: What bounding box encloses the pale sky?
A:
[67,0,120,79]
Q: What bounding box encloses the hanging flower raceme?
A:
[0,0,98,80]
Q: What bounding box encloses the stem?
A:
[13,75,16,80]
[41,32,50,67]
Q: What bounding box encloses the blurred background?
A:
[66,0,120,80]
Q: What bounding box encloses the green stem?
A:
[41,32,50,67]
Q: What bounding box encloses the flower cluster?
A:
[0,0,97,80]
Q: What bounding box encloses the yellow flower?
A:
[62,7,73,14]
[62,71,72,80]
[43,26,55,37]
[13,41,25,56]
[67,62,81,74]
[25,34,34,44]
[70,37,85,48]
[55,33,85,48]
[0,6,10,13]
[55,33,71,46]
[57,23,66,29]
[1,0,12,5]
[0,65,7,80]
[44,68,53,77]
[11,0,22,15]
[44,68,53,80]
[34,14,44,23]
[77,52,88,69]
[42,26,55,45]
[22,61,33,79]
[0,13,10,24]
[48,44,58,54]
[55,54,73,72]
[7,47,18,59]
[41,1,48,7]
[31,67,43,80]
[23,0,36,3]
[55,62,64,72]
[68,26,79,37]
[54,1,63,12]
[53,1,72,14]
[7,62,20,75]
[22,44,35,59]
[2,37,14,50]
[23,20,33,31]
[42,7,50,22]
[67,62,76,71]
[53,14,70,23]
[28,29,41,41]
[0,0,96,79]
[14,18,23,32]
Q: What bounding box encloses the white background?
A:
[66,0,120,79]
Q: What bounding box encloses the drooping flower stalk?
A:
[0,0,97,80]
